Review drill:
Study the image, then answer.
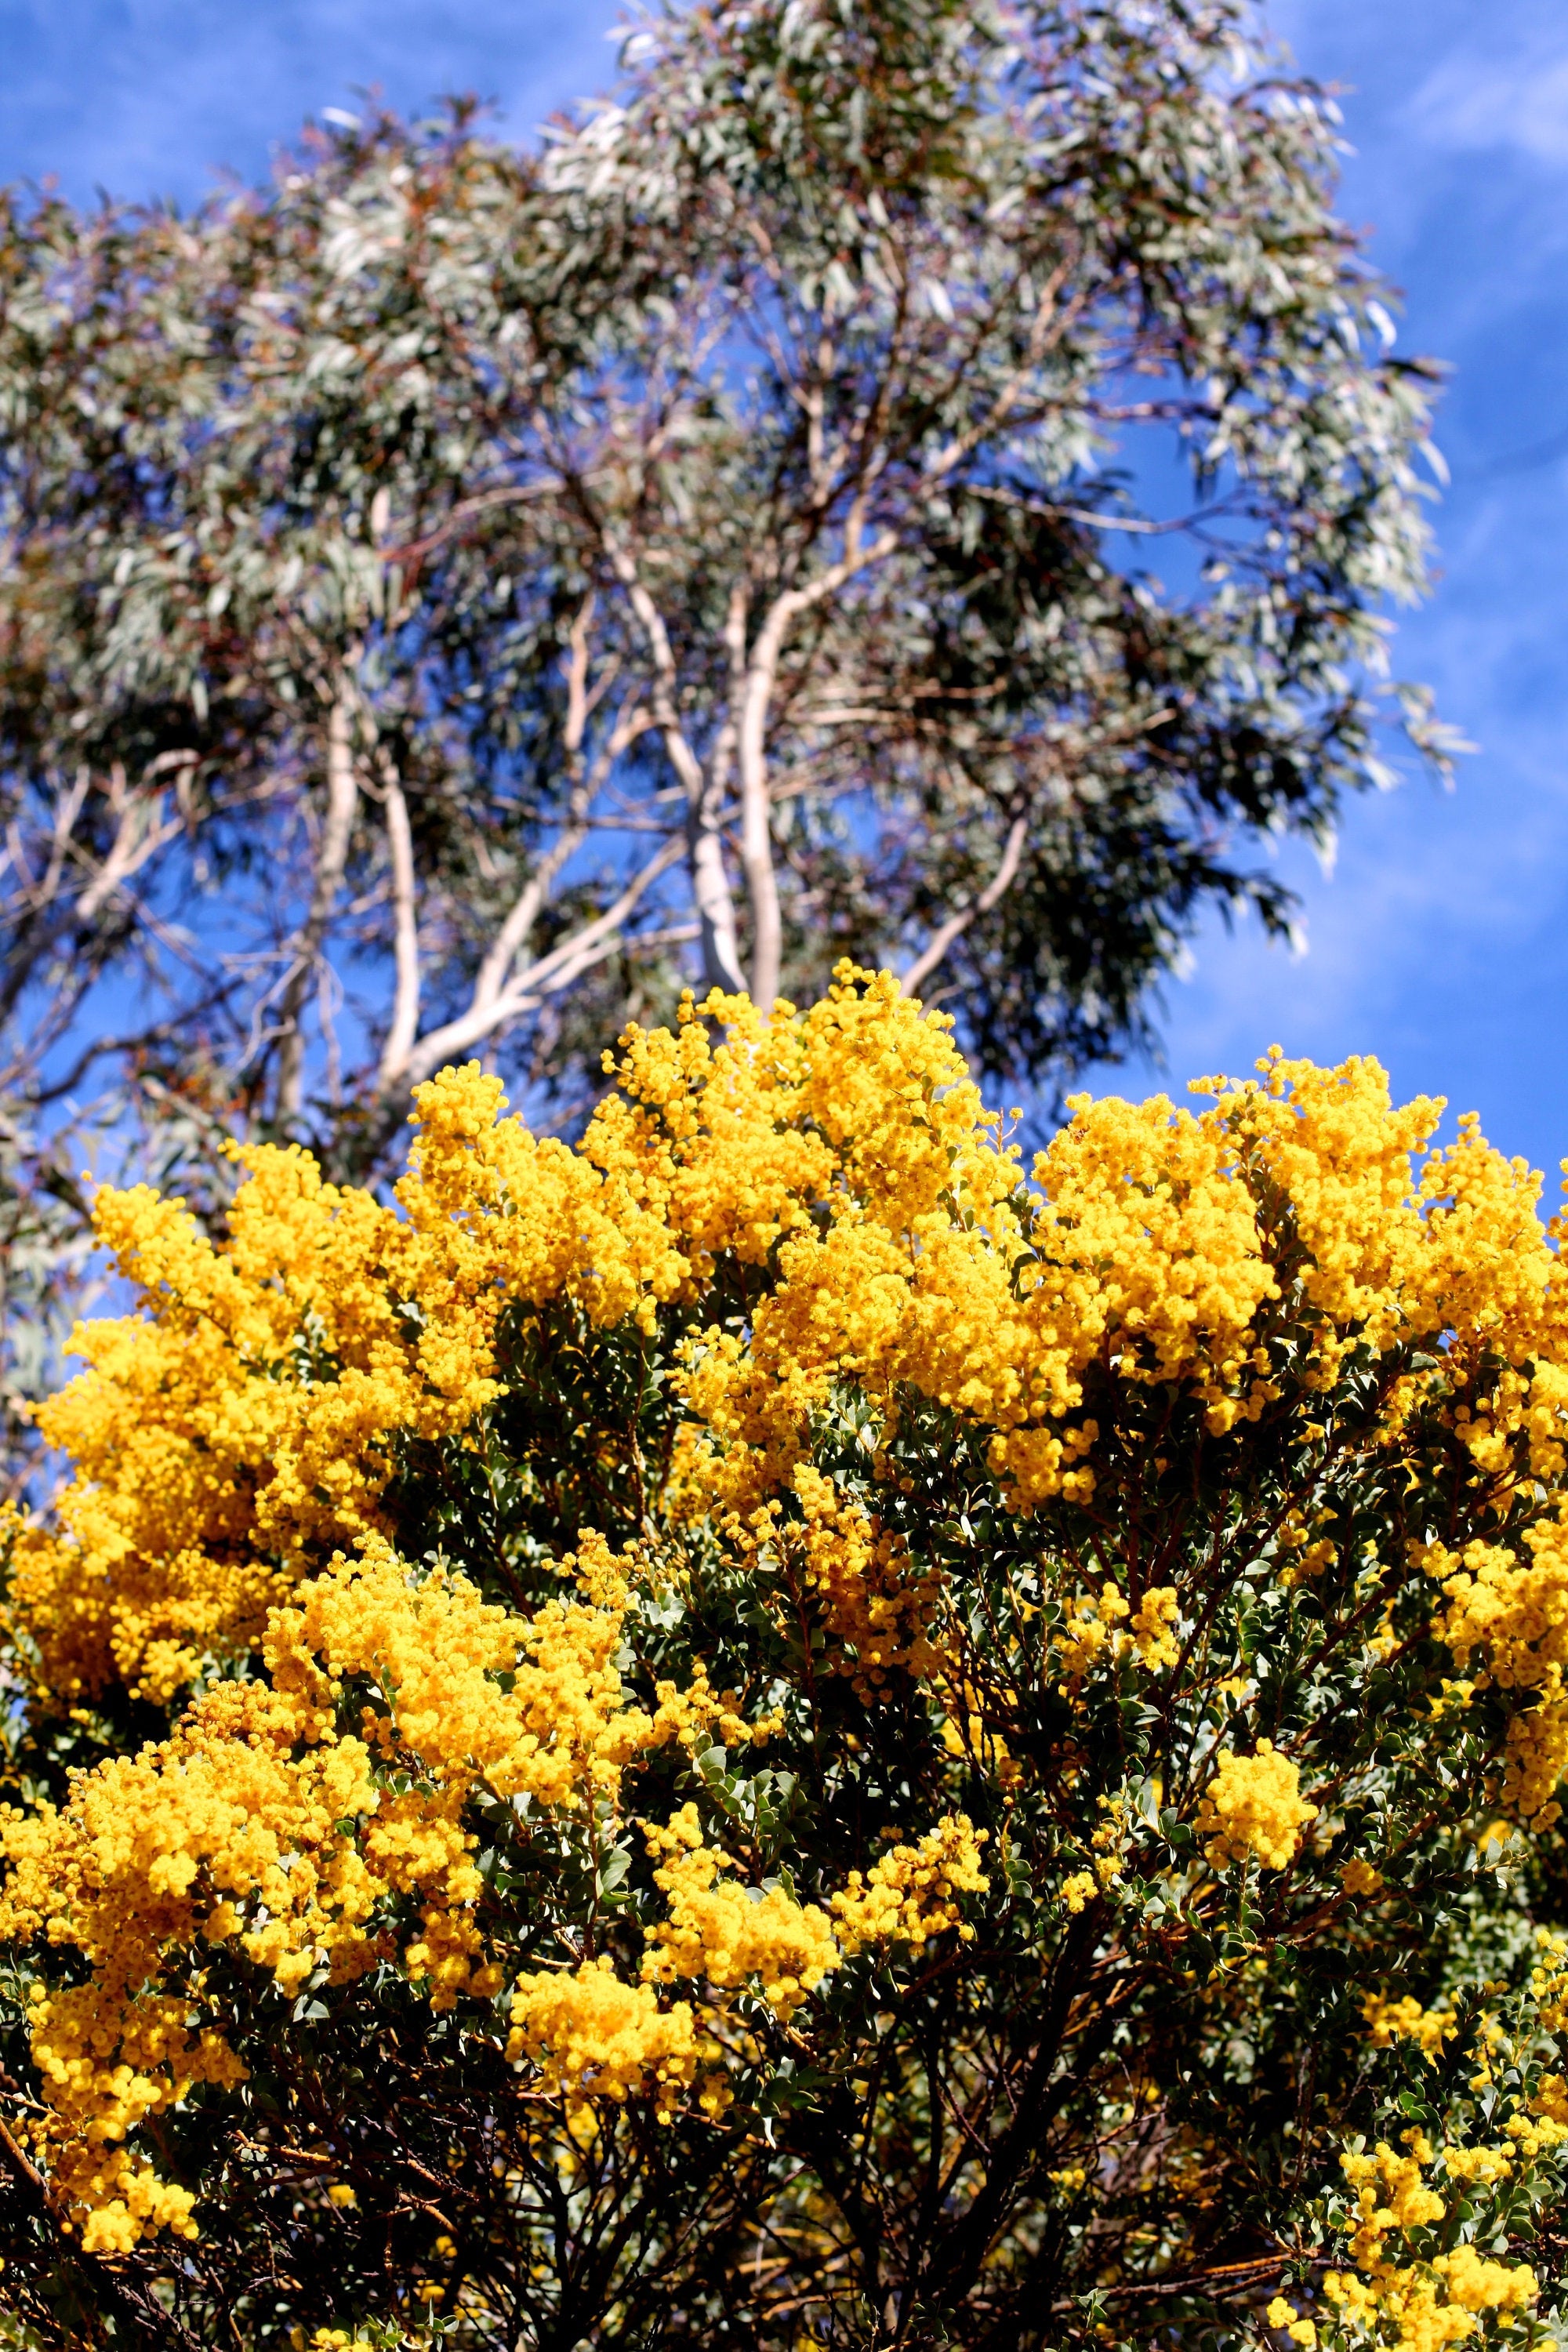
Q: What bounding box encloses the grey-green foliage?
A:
[0,0,1454,1440]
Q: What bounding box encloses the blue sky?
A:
[5,0,1567,1173]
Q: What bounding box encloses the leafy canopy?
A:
[0,0,1448,1160]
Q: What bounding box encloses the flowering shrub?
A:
[5,967,1568,2348]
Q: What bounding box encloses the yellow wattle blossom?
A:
[1362,1994,1457,2061]
[11,970,1568,2281]
[1267,2295,1318,2348]
[506,1959,706,2125]
[1326,2135,1538,2352]
[830,1817,989,1951]
[1439,2145,1513,2187]
[1428,1522,1568,1823]
[1342,2137,1443,2260]
[641,1813,840,2021]
[722,1468,943,1694]
[1196,1741,1318,1871]
[11,975,1567,1727]
[1503,2068,1568,2158]
[0,1535,735,2243]
[1056,1582,1130,1686]
[1131,1585,1181,1669]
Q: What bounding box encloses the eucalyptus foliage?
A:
[0,0,1450,1152]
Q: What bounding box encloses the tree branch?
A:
[34,766,92,911]
[0,2107,169,2349]
[398,832,686,1089]
[376,759,421,1091]
[275,681,360,1120]
[901,812,1029,996]
[464,602,644,1025]
[374,610,660,1105]
[606,541,745,996]
[76,766,184,924]
[739,526,899,1010]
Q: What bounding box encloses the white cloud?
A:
[1407,46,1568,164]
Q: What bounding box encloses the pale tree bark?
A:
[395,832,686,1088]
[31,766,92,913]
[460,601,624,1025]
[376,760,421,1093]
[372,600,664,1110]
[75,754,197,924]
[902,811,1029,998]
[737,520,898,1010]
[275,684,359,1120]
[607,544,746,996]
[736,626,785,1015]
[2,757,183,996]
[263,270,1094,1126]
[687,779,746,998]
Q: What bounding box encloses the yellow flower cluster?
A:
[13,967,1568,2263]
[506,1960,709,2125]
[1268,2296,1319,2347]
[721,1466,942,1694]
[1131,1586,1181,1669]
[1326,2134,1537,2352]
[1056,1583,1131,1686]
[0,1535,717,2244]
[13,968,1568,1726]
[1527,1937,1568,2039]
[1429,1523,1568,1824]
[1362,1994,1457,2061]
[1341,2138,1443,2261]
[642,1806,842,2021]
[0,1672,375,2248]
[1054,1583,1182,1686]
[1508,2074,1568,2159]
[4,1043,718,1708]
[1196,1742,1318,1871]
[675,983,1289,1512]
[830,1817,989,1951]
[0,1527,995,2245]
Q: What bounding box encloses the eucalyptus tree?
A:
[0,0,1454,1448]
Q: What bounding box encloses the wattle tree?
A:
[2,968,1566,2352]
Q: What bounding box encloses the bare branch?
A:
[76,771,187,924]
[399,832,686,1089]
[464,603,646,1023]
[739,528,898,1008]
[36,767,92,911]
[605,539,746,996]
[902,812,1029,997]
[376,760,421,1091]
[275,682,361,1120]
